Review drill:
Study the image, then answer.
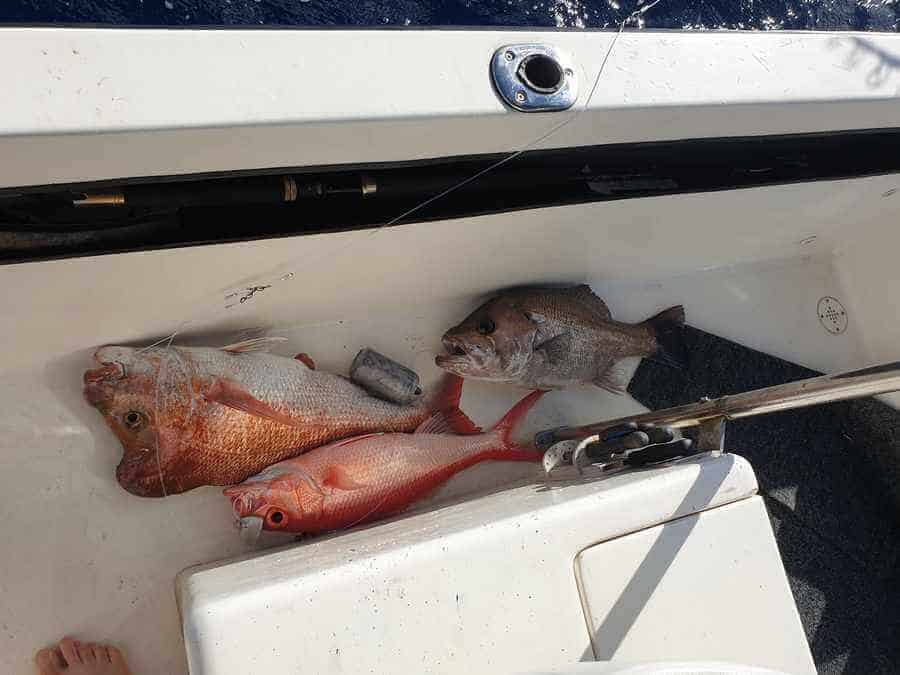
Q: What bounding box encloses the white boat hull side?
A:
[1,29,899,186]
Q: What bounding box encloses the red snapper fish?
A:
[225,389,546,534]
[83,339,461,497]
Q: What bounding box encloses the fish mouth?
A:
[224,486,265,519]
[86,347,130,381]
[442,335,469,357]
[435,335,472,369]
[83,351,129,406]
[83,362,126,403]
[116,451,168,497]
[117,476,163,498]
[84,361,125,385]
[82,382,108,407]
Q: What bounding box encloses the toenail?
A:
[36,646,66,671]
[60,637,81,663]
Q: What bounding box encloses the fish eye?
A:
[477,318,496,335]
[266,509,288,529]
[122,410,146,430]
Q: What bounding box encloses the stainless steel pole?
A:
[536,361,900,470]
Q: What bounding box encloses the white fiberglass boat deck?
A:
[2,184,895,673]
[1,25,898,675]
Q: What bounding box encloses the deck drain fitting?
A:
[491,44,578,112]
[817,296,848,335]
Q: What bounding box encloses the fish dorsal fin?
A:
[415,408,481,435]
[561,284,611,319]
[323,465,367,491]
[221,336,288,353]
[329,432,385,449]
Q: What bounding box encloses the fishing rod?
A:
[538,360,900,473]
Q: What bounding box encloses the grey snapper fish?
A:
[435,285,686,391]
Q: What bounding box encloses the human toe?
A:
[59,637,82,665]
[107,645,133,675]
[81,642,99,664]
[34,647,65,674]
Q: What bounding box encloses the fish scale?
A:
[436,284,685,391]
[84,344,460,497]
[225,390,545,534]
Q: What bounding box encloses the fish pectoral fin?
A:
[415,408,481,435]
[523,310,549,325]
[323,465,367,491]
[294,352,316,369]
[204,377,303,427]
[220,336,289,353]
[594,361,631,395]
[534,332,572,366]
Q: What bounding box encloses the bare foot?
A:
[35,637,132,675]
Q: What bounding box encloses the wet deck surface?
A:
[631,327,900,674]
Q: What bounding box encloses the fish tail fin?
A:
[417,372,480,435]
[642,305,688,370]
[416,407,481,435]
[486,390,546,460]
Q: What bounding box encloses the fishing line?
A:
[377,0,663,228]
[138,3,665,527]
[154,352,169,498]
[342,492,393,531]
[139,0,665,353]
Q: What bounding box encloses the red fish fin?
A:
[330,432,384,448]
[415,408,481,435]
[491,390,546,448]
[220,336,288,353]
[294,352,316,369]
[323,465,367,491]
[204,378,303,427]
[427,373,465,414]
